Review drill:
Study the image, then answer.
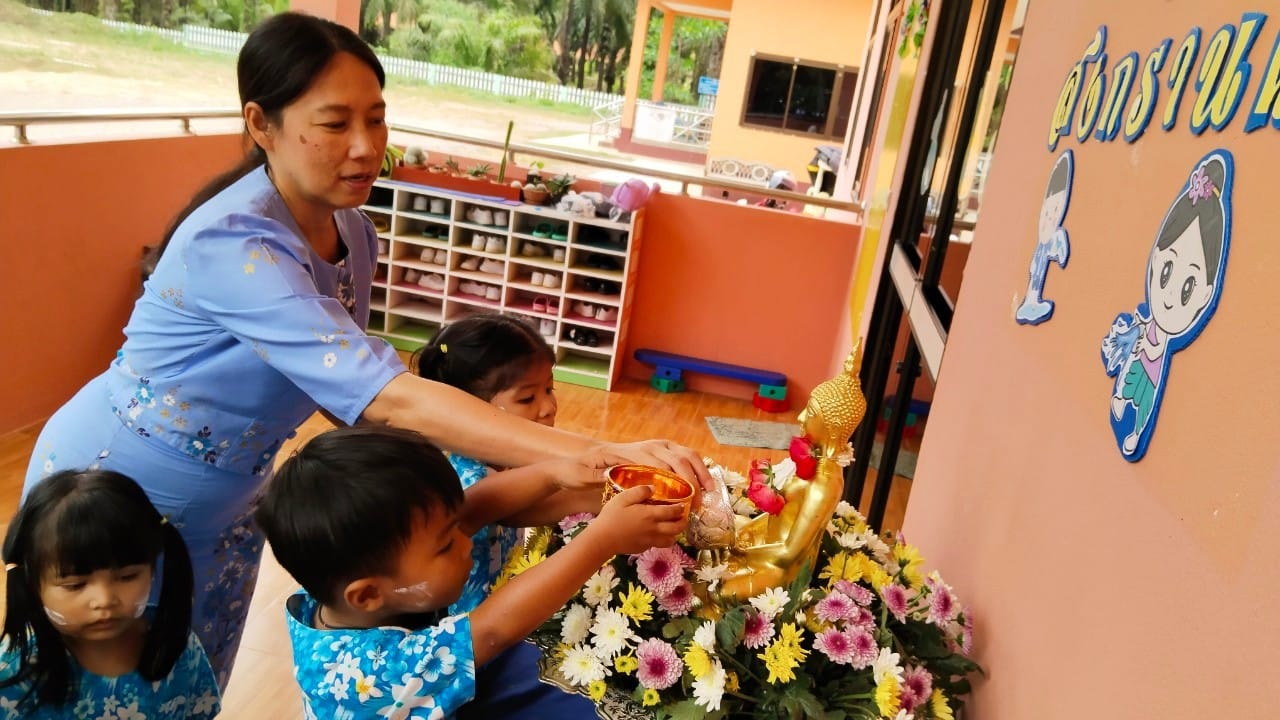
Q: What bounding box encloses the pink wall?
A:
[622,194,861,401]
[0,135,243,434]
[904,2,1280,717]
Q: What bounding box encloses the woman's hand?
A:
[546,448,633,492]
[592,439,714,494]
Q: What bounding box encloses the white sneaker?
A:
[484,236,506,254]
[458,280,483,296]
[573,301,594,317]
[412,196,429,211]
[429,198,447,214]
[531,271,546,286]
[419,273,446,291]
[376,238,389,256]
[542,272,561,289]
[433,249,448,265]
[484,284,500,301]
[595,306,618,322]
[552,248,566,262]
[403,269,422,284]
[479,259,504,275]
[470,207,494,225]
[420,248,433,263]
[539,318,556,338]
[459,257,480,272]
[470,234,486,250]
[493,210,510,226]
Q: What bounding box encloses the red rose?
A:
[747,478,786,515]
[789,435,818,480]
[749,458,771,487]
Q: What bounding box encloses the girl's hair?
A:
[0,470,194,709]
[1156,156,1228,282]
[255,427,465,606]
[412,314,556,400]
[142,12,386,277]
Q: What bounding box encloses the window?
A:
[742,55,858,139]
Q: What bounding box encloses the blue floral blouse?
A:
[106,165,405,477]
[446,455,521,615]
[0,629,220,719]
[285,592,476,719]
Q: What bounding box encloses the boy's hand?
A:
[591,485,688,553]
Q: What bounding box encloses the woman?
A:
[24,12,707,690]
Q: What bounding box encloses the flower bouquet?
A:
[506,434,982,720]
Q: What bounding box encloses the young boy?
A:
[255,426,686,718]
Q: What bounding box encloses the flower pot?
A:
[522,187,550,205]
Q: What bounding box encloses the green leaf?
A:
[665,700,707,720]
[716,606,746,649]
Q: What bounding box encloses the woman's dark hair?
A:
[1156,156,1227,282]
[255,427,465,606]
[142,12,386,278]
[0,470,194,710]
[412,314,556,400]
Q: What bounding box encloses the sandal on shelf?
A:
[551,224,569,241]
[532,296,548,313]
[532,222,554,238]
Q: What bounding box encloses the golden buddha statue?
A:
[714,344,868,601]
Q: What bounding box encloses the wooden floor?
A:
[0,376,912,717]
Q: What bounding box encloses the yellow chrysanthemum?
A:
[759,636,804,684]
[724,671,740,693]
[875,675,901,718]
[820,551,863,585]
[587,680,606,701]
[683,644,712,679]
[864,563,893,592]
[893,543,925,588]
[491,547,546,589]
[619,583,655,623]
[776,623,808,659]
[931,689,954,720]
[642,688,661,707]
[614,654,638,674]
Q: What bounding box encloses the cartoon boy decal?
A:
[1016,149,1073,325]
[1101,150,1233,462]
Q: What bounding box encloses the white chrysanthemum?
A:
[865,532,892,562]
[732,496,757,515]
[793,609,807,626]
[711,465,748,489]
[695,562,729,593]
[770,457,797,488]
[584,566,618,606]
[561,604,593,646]
[871,646,904,685]
[748,587,789,619]
[835,500,861,521]
[892,711,915,720]
[691,660,726,711]
[693,621,717,652]
[590,609,636,659]
[560,645,606,686]
[836,442,855,467]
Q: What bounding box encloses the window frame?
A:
[739,53,859,140]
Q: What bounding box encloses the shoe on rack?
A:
[552,248,566,262]
[542,272,561,289]
[531,271,546,286]
[471,234,486,250]
[458,280,484,296]
[595,306,618,323]
[572,301,594,318]
[403,269,422,284]
[459,256,481,272]
[539,318,556,338]
[433,249,448,265]
[479,259,505,275]
[484,236,506,254]
[419,273,446,291]
[484,284,501,301]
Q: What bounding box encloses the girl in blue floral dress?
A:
[0,470,219,719]
[255,426,687,719]
[414,315,603,719]
[23,12,708,691]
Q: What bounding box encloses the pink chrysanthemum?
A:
[960,609,974,654]
[848,628,879,670]
[834,580,874,606]
[900,665,933,712]
[635,638,683,690]
[815,592,857,623]
[635,547,692,597]
[558,512,595,534]
[928,585,958,626]
[881,583,911,622]
[657,580,695,616]
[742,611,776,650]
[813,628,856,665]
[850,607,876,632]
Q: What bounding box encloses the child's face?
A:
[490,359,557,426]
[383,506,473,612]
[1148,220,1214,336]
[39,564,152,641]
[1038,190,1067,241]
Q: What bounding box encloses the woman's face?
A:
[260,51,388,215]
[1148,219,1213,336]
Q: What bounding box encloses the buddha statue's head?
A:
[797,343,868,458]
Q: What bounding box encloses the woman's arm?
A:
[363,374,713,487]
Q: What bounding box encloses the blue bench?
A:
[633,349,788,409]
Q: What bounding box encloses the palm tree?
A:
[362,0,419,45]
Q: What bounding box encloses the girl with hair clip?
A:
[0,470,219,718]
[25,11,708,688]
[1102,150,1234,461]
[413,314,600,719]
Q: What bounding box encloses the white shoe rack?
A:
[362,179,643,391]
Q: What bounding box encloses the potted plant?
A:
[468,162,493,179]
[379,144,404,178]
[545,172,576,204]
[445,156,463,177]
[522,181,550,206]
[525,160,546,186]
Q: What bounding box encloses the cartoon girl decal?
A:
[1101,150,1233,462]
[1016,149,1074,325]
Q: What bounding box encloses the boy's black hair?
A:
[411,314,555,400]
[255,426,465,606]
[1046,154,1071,198]
[0,470,195,710]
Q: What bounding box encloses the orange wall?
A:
[904,2,1280,717]
[622,193,861,400]
[708,0,876,179]
[289,0,360,31]
[0,135,242,435]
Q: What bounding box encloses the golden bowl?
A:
[602,464,696,521]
